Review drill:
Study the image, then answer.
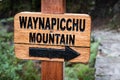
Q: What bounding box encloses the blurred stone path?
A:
[92,29,120,80]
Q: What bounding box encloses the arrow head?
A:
[64,46,80,61]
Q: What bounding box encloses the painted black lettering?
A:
[60,18,66,31]
[33,17,38,29]
[49,33,55,44]
[39,17,45,29]
[19,16,27,29]
[29,32,36,43]
[55,34,60,44]
[66,19,72,31]
[69,35,75,45]
[57,18,60,30]
[45,18,50,30]
[51,18,56,30]
[60,34,65,44]
[43,33,48,43]
[73,19,79,31]
[27,17,33,29]
[66,34,68,45]
[80,19,85,32]
[37,33,42,43]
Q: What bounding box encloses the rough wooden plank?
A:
[14,12,91,62]
[14,44,90,63]
[41,0,66,14]
[14,0,91,63]
[14,12,91,47]
[41,61,63,80]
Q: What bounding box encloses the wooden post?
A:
[41,0,66,80]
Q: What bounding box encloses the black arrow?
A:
[29,46,80,61]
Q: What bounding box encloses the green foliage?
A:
[0,17,13,24]
[0,26,40,80]
[0,0,40,18]
[66,0,95,13]
[65,37,99,80]
[1,0,96,16]
[89,39,99,67]
[108,14,120,30]
[65,64,95,80]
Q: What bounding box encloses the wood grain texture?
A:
[41,61,63,80]
[41,1,64,80]
[14,12,91,47]
[41,0,66,14]
[14,12,91,62]
[14,44,90,63]
[14,0,91,63]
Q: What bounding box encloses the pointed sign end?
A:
[64,46,80,61]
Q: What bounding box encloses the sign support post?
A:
[41,0,66,80]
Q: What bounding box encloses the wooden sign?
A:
[14,12,91,63]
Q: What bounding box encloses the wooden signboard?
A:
[14,12,91,63]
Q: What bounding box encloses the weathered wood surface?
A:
[14,12,91,47]
[41,0,66,14]
[41,1,64,80]
[41,61,63,80]
[14,0,91,63]
[14,44,90,62]
[14,13,91,63]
